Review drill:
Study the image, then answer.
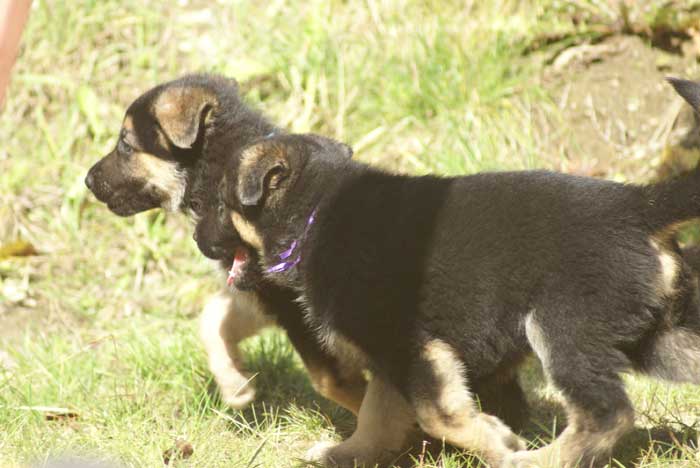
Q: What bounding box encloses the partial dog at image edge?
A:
[83,74,532,433]
[197,78,700,468]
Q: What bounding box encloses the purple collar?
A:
[266,207,318,274]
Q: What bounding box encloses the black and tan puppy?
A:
[84,74,368,414]
[202,86,700,466]
[85,74,532,432]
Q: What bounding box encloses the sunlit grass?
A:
[1,0,699,466]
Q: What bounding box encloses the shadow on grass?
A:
[204,330,356,437]
[386,410,699,468]
[203,334,697,467]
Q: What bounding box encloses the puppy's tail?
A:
[643,77,700,232]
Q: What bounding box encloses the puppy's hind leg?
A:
[200,289,273,409]
[409,340,526,467]
[505,312,635,468]
[637,246,700,384]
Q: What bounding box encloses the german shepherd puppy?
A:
[84,74,530,430]
[84,74,367,414]
[198,78,700,467]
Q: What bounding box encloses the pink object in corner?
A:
[0,0,32,108]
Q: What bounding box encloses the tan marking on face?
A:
[650,239,679,297]
[415,340,525,465]
[230,210,263,251]
[130,152,186,211]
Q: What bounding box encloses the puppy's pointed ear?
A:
[668,77,700,114]
[153,86,218,148]
[237,143,290,207]
[304,134,353,159]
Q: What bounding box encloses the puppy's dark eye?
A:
[118,138,133,155]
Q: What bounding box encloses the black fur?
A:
[203,130,700,466]
[85,75,530,431]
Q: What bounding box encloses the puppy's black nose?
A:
[85,170,95,191]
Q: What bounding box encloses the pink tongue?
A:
[227,248,248,286]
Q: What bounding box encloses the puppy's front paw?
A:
[221,382,256,409]
[304,441,357,468]
[216,369,256,409]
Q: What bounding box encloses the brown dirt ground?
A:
[537,34,700,182]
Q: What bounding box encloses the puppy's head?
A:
[85,75,236,216]
[196,134,352,288]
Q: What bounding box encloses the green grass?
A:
[1,0,700,466]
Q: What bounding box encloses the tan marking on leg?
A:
[306,376,416,467]
[416,340,525,466]
[422,340,472,413]
[130,152,186,211]
[230,210,263,251]
[318,328,369,370]
[650,238,679,297]
[199,289,273,409]
[306,362,367,416]
[505,403,634,467]
[299,311,369,415]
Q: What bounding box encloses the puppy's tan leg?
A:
[411,340,526,467]
[305,376,416,467]
[504,404,634,468]
[306,362,366,415]
[200,289,273,409]
[281,316,367,415]
[504,313,635,468]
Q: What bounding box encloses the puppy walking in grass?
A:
[198,79,700,467]
[85,73,532,432]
